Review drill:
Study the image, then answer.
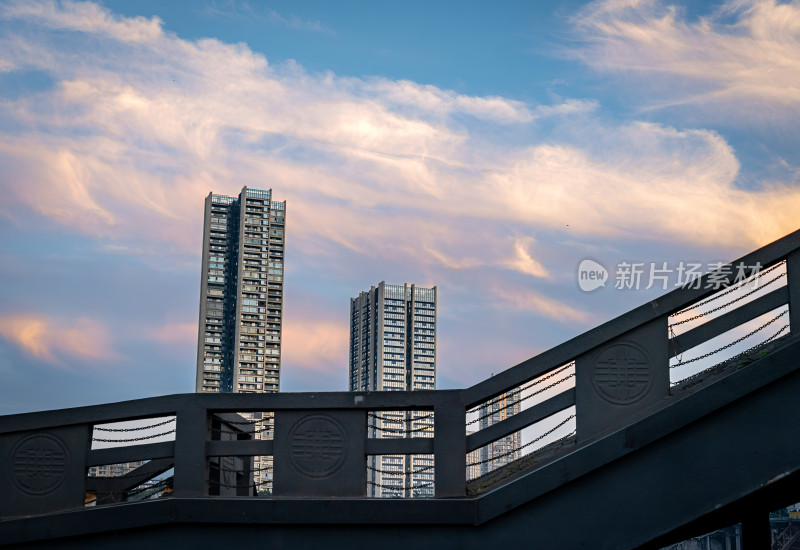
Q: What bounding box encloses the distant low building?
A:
[479,389,522,476]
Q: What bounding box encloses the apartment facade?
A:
[195,187,286,394]
[349,282,437,497]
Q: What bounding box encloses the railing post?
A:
[787,250,800,335]
[434,393,466,498]
[172,402,208,498]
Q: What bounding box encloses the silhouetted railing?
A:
[1,229,799,522]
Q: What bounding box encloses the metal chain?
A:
[466,415,576,467]
[466,432,577,481]
[89,465,173,480]
[366,480,434,491]
[92,429,176,443]
[675,260,785,314]
[367,464,434,476]
[94,418,175,432]
[368,412,434,422]
[213,417,270,425]
[367,411,434,435]
[369,423,433,435]
[670,270,787,328]
[211,426,273,435]
[210,464,274,474]
[466,371,575,427]
[467,363,573,424]
[671,324,790,385]
[671,310,789,367]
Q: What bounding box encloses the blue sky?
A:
[0,0,799,414]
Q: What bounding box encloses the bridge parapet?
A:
[1,229,799,524]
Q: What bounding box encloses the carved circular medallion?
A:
[592,343,653,405]
[10,434,69,495]
[289,415,346,478]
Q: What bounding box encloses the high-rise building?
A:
[195,187,285,493]
[196,187,286,394]
[478,389,521,476]
[349,282,437,497]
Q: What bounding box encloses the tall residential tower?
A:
[196,187,286,394]
[196,187,285,493]
[349,282,437,497]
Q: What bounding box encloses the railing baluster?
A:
[787,249,800,333]
[433,393,466,497]
[172,404,209,498]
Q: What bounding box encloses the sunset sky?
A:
[1,0,799,414]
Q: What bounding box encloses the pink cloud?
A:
[491,286,591,324]
[0,314,117,367]
[502,236,549,278]
[147,322,197,344]
[281,320,349,373]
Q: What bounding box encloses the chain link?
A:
[367,464,434,476]
[671,324,790,386]
[670,269,787,328]
[369,423,433,435]
[213,417,269,425]
[368,412,434,422]
[473,363,572,415]
[671,309,788,367]
[92,429,176,443]
[673,260,785,315]
[210,464,274,474]
[367,411,434,435]
[93,418,175,432]
[466,432,577,481]
[366,480,434,491]
[467,369,575,427]
[211,426,273,436]
[466,414,576,467]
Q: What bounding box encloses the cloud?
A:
[203,0,332,34]
[281,320,349,372]
[479,122,800,248]
[491,287,591,324]
[572,0,800,113]
[0,314,117,367]
[0,0,164,42]
[364,79,534,123]
[148,322,197,344]
[423,245,483,271]
[1,0,798,268]
[503,237,549,278]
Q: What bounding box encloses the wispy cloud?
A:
[502,237,549,278]
[491,287,591,324]
[572,0,800,114]
[2,0,800,389]
[147,322,196,344]
[0,314,117,367]
[281,320,349,373]
[203,0,333,34]
[1,0,797,267]
[0,0,164,42]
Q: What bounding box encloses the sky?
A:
[0,0,799,415]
